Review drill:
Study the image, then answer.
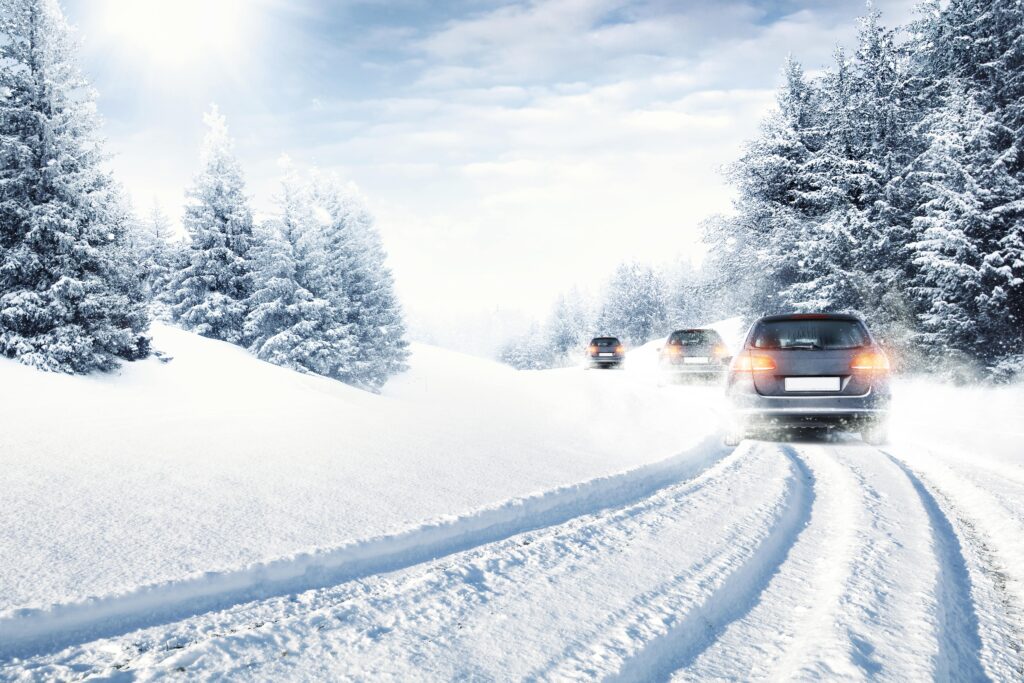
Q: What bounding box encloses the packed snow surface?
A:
[2,323,1023,680]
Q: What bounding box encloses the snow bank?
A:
[0,324,729,655]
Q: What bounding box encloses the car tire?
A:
[861,421,889,446]
[724,416,745,447]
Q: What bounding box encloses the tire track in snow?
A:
[0,437,730,662]
[669,440,982,681]
[4,442,784,680]
[673,441,866,681]
[531,443,813,682]
[884,447,1024,680]
[886,455,990,681]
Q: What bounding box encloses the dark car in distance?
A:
[658,328,730,382]
[725,313,891,445]
[587,336,625,368]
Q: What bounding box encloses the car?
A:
[658,328,730,382]
[724,313,892,446]
[587,336,625,368]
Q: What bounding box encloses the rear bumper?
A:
[728,380,890,428]
[589,356,623,366]
[735,407,887,429]
[662,363,726,375]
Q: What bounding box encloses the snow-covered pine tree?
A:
[908,88,1007,369]
[661,259,702,328]
[0,0,149,373]
[721,9,926,332]
[134,201,176,309]
[544,288,591,364]
[919,0,1024,362]
[499,323,552,370]
[596,262,668,345]
[166,106,256,344]
[723,56,828,315]
[312,175,408,390]
[844,10,925,340]
[245,163,355,376]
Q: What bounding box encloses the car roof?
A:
[755,313,863,324]
[670,328,718,334]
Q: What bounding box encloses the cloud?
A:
[71,0,923,330]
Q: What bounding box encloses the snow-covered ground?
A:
[0,324,729,658]
[2,324,1023,680]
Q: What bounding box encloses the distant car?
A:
[587,336,625,368]
[725,313,892,445]
[658,328,730,382]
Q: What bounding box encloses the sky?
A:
[62,0,918,347]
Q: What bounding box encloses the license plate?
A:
[785,377,840,392]
[683,357,709,364]
[599,352,614,357]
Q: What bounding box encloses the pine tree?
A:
[312,175,409,390]
[723,56,828,315]
[910,89,989,365]
[500,323,552,370]
[596,262,668,345]
[167,106,256,344]
[0,0,149,373]
[245,163,355,375]
[920,0,1024,361]
[544,288,591,364]
[134,201,176,309]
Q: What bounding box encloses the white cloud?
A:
[75,0,924,337]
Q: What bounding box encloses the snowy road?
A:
[6,430,1023,681]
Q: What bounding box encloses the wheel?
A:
[861,421,889,446]
[723,416,746,447]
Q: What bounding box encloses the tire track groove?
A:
[886,455,990,682]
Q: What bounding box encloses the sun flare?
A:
[98,0,249,68]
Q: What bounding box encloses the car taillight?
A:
[665,345,681,356]
[615,345,625,354]
[588,345,598,355]
[733,352,776,372]
[850,350,890,372]
[713,345,727,358]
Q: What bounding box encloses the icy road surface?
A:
[2,328,1023,680]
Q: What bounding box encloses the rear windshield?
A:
[750,320,869,350]
[591,337,620,347]
[667,330,720,346]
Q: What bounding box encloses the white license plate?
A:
[599,352,614,357]
[785,377,841,392]
[683,357,709,364]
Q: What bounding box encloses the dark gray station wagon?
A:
[658,328,730,381]
[587,336,625,368]
[725,313,891,445]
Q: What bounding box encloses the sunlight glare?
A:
[99,0,249,68]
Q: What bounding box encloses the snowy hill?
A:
[0,323,729,652]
